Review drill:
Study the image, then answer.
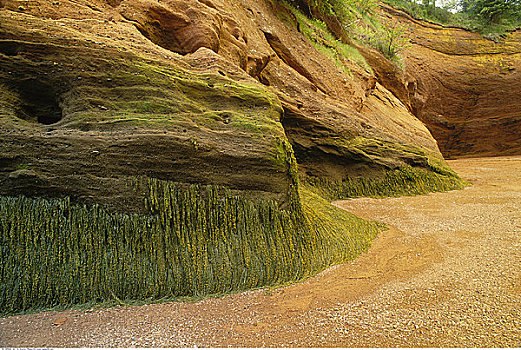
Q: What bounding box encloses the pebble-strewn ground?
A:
[1,156,520,347]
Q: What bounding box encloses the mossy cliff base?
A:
[305,165,468,200]
[0,181,380,315]
[0,0,472,315]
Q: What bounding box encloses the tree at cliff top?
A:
[385,0,521,33]
[466,0,520,23]
[290,0,378,19]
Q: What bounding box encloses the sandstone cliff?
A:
[0,0,484,314]
[0,0,463,209]
[382,4,521,158]
[0,3,294,211]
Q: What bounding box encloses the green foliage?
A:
[355,0,379,14]
[0,179,380,316]
[283,0,411,64]
[384,0,521,36]
[304,165,469,200]
[353,18,411,61]
[284,0,378,23]
[469,0,520,24]
[288,5,373,72]
[307,0,352,20]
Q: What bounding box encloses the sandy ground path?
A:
[1,156,520,347]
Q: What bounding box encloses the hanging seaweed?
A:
[0,178,381,316]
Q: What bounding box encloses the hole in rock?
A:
[0,41,20,56]
[12,79,63,125]
[0,157,22,172]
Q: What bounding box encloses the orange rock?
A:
[53,317,68,326]
[382,4,521,158]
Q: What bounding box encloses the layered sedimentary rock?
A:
[0,0,471,315]
[0,0,456,209]
[0,5,295,211]
[381,4,521,158]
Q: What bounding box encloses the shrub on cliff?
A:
[385,0,521,35]
[468,0,520,24]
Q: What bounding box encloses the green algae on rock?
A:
[0,180,381,316]
[0,0,477,317]
[304,165,469,200]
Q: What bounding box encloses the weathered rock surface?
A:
[0,0,469,209]
[248,0,443,181]
[382,5,521,158]
[0,6,293,211]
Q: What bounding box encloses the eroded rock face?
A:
[215,0,444,181]
[0,9,294,211]
[382,5,521,158]
[0,0,458,209]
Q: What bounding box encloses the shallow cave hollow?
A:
[11,78,63,125]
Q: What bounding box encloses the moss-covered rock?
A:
[0,180,381,316]
[0,11,296,211]
[0,0,473,315]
